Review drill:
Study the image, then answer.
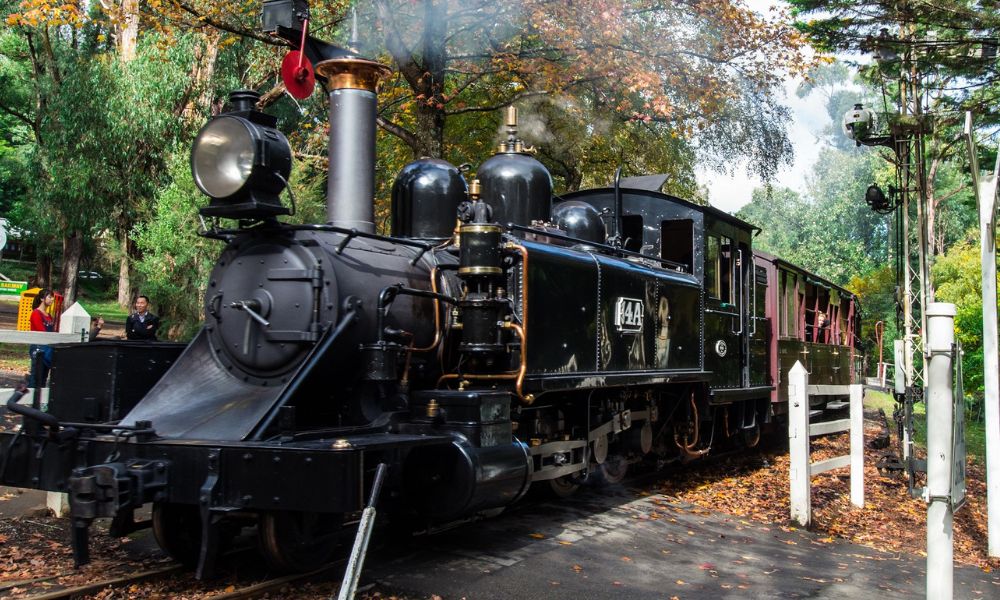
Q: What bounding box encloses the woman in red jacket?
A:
[28,289,55,388]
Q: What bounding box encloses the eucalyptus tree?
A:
[788,0,999,258]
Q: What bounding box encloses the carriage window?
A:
[661,219,693,272]
[779,270,798,338]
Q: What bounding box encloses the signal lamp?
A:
[191,90,292,219]
[865,183,896,214]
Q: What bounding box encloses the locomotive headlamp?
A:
[192,90,292,219]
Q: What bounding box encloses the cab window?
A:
[705,235,733,302]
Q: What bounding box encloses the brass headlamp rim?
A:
[314,56,392,92]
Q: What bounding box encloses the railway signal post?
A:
[925,303,957,599]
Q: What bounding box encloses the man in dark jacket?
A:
[125,295,160,341]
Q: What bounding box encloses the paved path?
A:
[0,486,47,518]
[368,486,999,599]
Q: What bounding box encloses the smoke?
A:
[494,94,613,149]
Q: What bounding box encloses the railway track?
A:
[5,558,350,600]
[0,433,789,600]
[7,564,183,600]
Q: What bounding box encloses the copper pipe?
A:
[507,322,529,401]
[411,266,444,353]
[435,242,534,404]
[500,243,531,403]
[674,391,709,458]
[435,323,532,404]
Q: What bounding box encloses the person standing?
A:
[125,295,160,341]
[27,289,55,387]
[89,316,105,341]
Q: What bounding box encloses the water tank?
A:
[391,158,468,240]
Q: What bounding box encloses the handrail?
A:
[503,223,689,273]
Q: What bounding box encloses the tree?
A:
[788,0,1000,274]
[133,153,217,338]
[368,0,811,183]
[738,147,892,286]
[933,231,1000,415]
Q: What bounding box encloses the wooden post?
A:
[788,361,810,526]
[850,384,864,508]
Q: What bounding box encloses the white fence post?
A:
[788,361,810,526]
[850,384,864,508]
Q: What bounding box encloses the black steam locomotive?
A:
[0,1,861,579]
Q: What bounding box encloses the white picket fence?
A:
[788,360,864,526]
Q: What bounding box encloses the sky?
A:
[697,81,833,213]
[697,0,836,214]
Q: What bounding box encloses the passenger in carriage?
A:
[811,311,829,343]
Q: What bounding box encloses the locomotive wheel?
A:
[152,503,202,568]
[258,510,343,572]
[547,476,580,498]
[598,455,629,485]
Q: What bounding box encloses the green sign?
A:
[0,281,27,296]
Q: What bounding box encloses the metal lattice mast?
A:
[896,20,931,394]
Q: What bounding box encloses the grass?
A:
[865,388,986,464]
[0,261,35,283]
[73,299,129,321]
[0,343,30,372]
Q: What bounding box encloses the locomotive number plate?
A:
[614,297,644,333]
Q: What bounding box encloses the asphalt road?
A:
[366,485,999,599]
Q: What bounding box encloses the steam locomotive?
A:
[0,0,861,579]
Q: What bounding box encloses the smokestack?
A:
[313,57,390,233]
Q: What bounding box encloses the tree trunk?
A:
[117,234,133,308]
[376,0,447,158]
[35,253,52,289]
[60,231,83,304]
[183,28,221,122]
[926,155,941,256]
[414,0,446,158]
[119,0,139,62]
[412,104,445,158]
